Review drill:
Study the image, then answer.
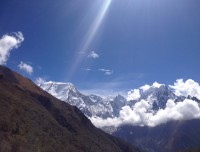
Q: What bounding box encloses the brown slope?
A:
[0,65,139,152]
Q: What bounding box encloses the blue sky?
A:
[0,0,200,96]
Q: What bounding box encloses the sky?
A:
[0,0,200,96]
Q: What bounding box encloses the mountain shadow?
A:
[113,120,200,152]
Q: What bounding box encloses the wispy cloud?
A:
[81,88,127,98]
[105,71,113,75]
[80,73,144,96]
[83,68,92,71]
[0,32,24,65]
[98,68,113,75]
[83,68,113,76]
[18,61,33,75]
[35,77,46,84]
[88,51,99,59]
[80,80,127,97]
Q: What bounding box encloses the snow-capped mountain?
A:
[38,81,79,101]
[38,81,193,120]
[38,81,119,118]
[38,81,91,116]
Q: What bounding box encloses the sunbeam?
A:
[81,0,112,51]
[67,0,112,79]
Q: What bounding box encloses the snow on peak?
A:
[39,81,76,89]
[127,82,167,101]
[152,82,164,88]
[38,81,78,101]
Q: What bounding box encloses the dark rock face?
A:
[113,120,200,152]
[0,65,139,152]
[110,95,128,117]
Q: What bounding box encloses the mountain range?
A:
[0,65,139,152]
[38,81,198,120]
[38,81,129,118]
[38,79,200,152]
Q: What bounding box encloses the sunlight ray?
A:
[81,0,112,52]
[67,0,112,79]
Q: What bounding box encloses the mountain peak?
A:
[38,81,76,91]
[152,82,164,88]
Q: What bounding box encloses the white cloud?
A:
[148,99,200,126]
[90,99,200,128]
[105,71,113,75]
[0,32,24,65]
[98,68,113,76]
[35,77,46,84]
[88,51,99,59]
[98,69,110,72]
[127,89,141,101]
[170,79,200,99]
[98,69,109,72]
[140,84,150,92]
[18,61,33,75]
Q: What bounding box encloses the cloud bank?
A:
[18,61,33,75]
[0,32,24,65]
[35,77,46,84]
[90,98,200,128]
[170,79,200,99]
[90,79,200,128]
